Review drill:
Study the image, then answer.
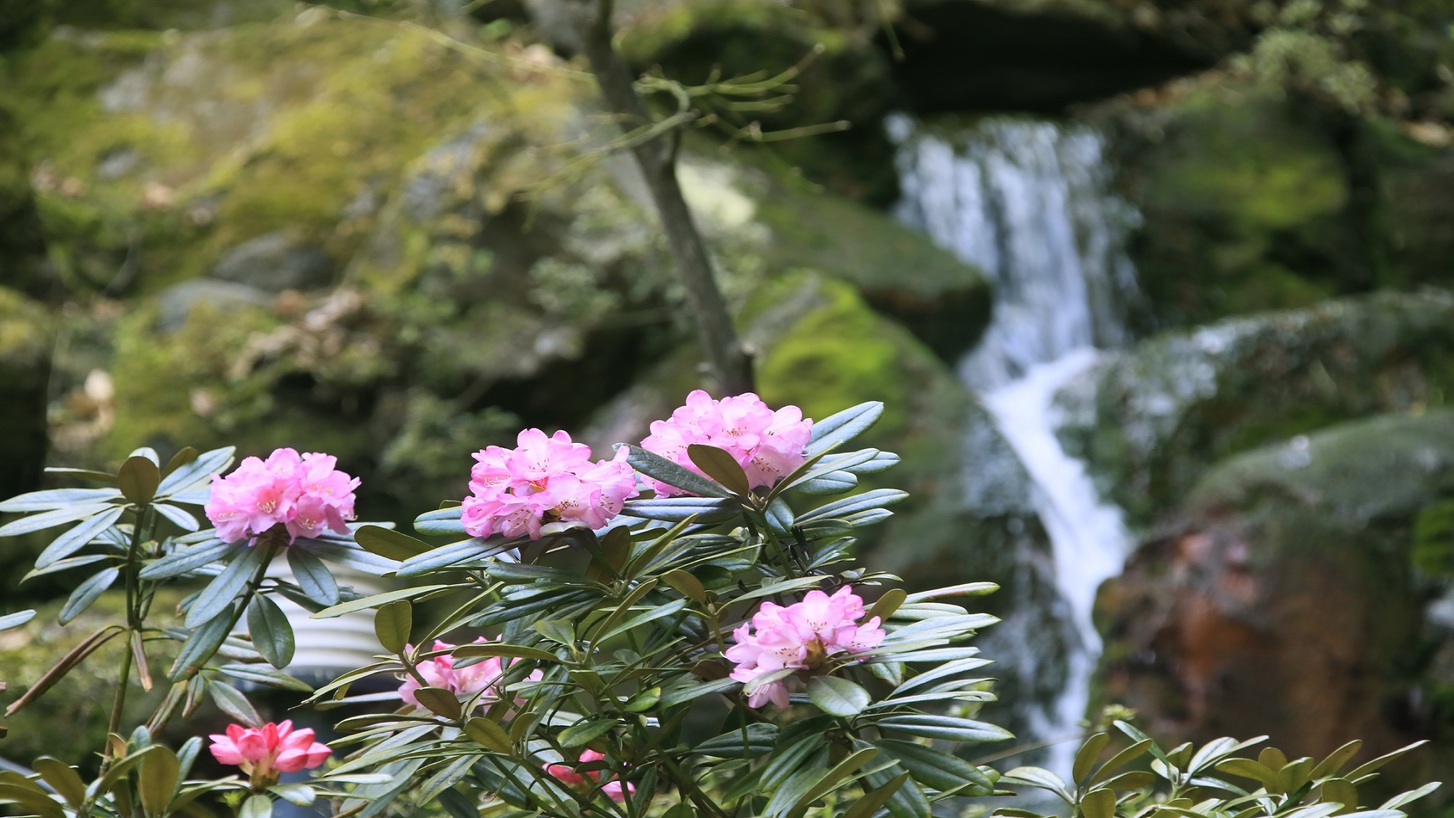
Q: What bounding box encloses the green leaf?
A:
[247,595,296,669]
[0,610,34,631]
[31,758,86,807]
[806,401,884,455]
[877,739,995,793]
[558,718,617,748]
[661,569,707,603]
[451,642,557,663]
[533,619,575,646]
[798,489,909,524]
[0,501,116,538]
[1003,766,1072,801]
[903,582,1000,603]
[864,765,930,818]
[625,687,661,712]
[621,496,740,524]
[396,539,509,577]
[787,747,878,817]
[268,783,317,806]
[0,487,118,512]
[168,609,235,681]
[151,502,200,532]
[161,446,199,478]
[1320,777,1360,811]
[1346,741,1427,781]
[119,455,162,506]
[623,445,733,498]
[139,538,236,580]
[1217,758,1279,789]
[413,506,468,536]
[34,506,127,569]
[208,680,262,726]
[156,446,235,497]
[1093,738,1153,784]
[1379,781,1441,810]
[287,547,339,606]
[1311,741,1365,780]
[138,745,180,818]
[765,497,795,537]
[374,601,412,655]
[240,793,273,818]
[186,544,270,628]
[695,723,779,758]
[412,686,462,720]
[463,718,513,754]
[843,771,909,818]
[866,589,906,624]
[1081,788,1116,818]
[687,444,751,496]
[354,525,431,561]
[1074,733,1111,784]
[795,472,859,495]
[0,782,66,818]
[807,675,871,717]
[312,584,453,618]
[657,677,737,708]
[217,664,313,692]
[58,566,120,625]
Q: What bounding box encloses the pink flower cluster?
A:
[399,638,542,710]
[462,429,639,540]
[545,750,634,803]
[206,448,359,544]
[639,390,812,496]
[725,587,885,709]
[209,720,331,784]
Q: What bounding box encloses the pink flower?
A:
[399,638,542,710]
[206,449,359,544]
[639,390,812,496]
[461,429,639,540]
[545,750,634,803]
[725,587,885,709]
[208,720,331,786]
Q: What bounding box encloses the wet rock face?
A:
[1097,411,1454,761]
[1057,290,1454,528]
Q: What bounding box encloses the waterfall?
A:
[890,115,1138,773]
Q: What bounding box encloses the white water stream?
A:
[891,115,1138,774]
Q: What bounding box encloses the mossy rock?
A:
[1114,86,1361,329]
[1058,290,1454,529]
[1096,412,1454,783]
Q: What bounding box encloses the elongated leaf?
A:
[1081,788,1116,818]
[558,718,617,748]
[799,489,909,524]
[695,723,779,758]
[865,766,931,818]
[413,507,468,536]
[0,501,116,538]
[1093,738,1153,784]
[1311,741,1365,780]
[1380,781,1441,810]
[450,642,557,663]
[294,540,400,574]
[286,547,339,606]
[151,503,200,532]
[355,525,431,561]
[139,538,237,580]
[844,772,910,818]
[879,714,1013,743]
[58,566,120,625]
[396,539,504,577]
[156,446,235,497]
[411,686,462,720]
[661,569,707,603]
[217,664,313,692]
[1074,733,1111,784]
[687,444,750,496]
[760,737,824,791]
[463,718,513,754]
[1346,741,1428,781]
[208,680,261,726]
[656,677,737,708]
[806,402,884,455]
[34,506,127,569]
[0,488,118,512]
[1003,766,1072,800]
[186,545,268,628]
[624,445,733,498]
[137,745,180,818]
[596,598,690,643]
[240,793,272,818]
[765,497,795,537]
[877,739,994,793]
[0,610,35,631]
[168,609,236,681]
[795,472,859,495]
[161,446,198,478]
[374,601,411,655]
[6,626,123,716]
[807,675,871,717]
[268,783,317,807]
[0,782,65,818]
[621,496,740,524]
[1217,758,1279,789]
[247,595,295,669]
[32,758,86,807]
[313,584,453,619]
[119,456,162,506]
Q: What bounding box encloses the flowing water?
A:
[890,115,1139,773]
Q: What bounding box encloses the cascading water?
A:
[890,115,1139,773]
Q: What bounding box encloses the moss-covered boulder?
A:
[1095,411,1454,781]
[1058,290,1454,528]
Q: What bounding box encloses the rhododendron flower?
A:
[209,720,331,786]
[399,638,542,710]
[461,429,638,540]
[725,586,885,709]
[545,750,634,803]
[206,448,359,544]
[639,390,812,496]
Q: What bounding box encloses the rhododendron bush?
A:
[0,395,1440,818]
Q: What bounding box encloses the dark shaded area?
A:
[887,1,1212,114]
